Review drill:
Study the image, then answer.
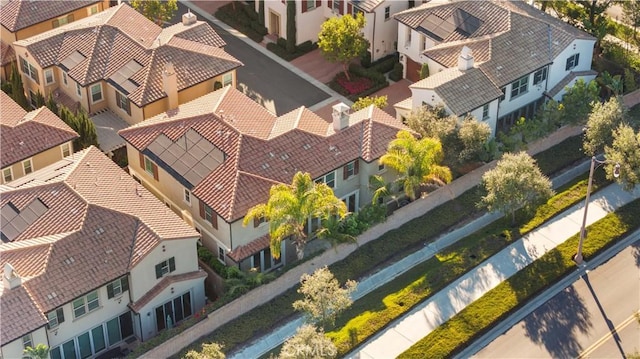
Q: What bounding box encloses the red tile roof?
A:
[0,92,79,168]
[129,270,207,313]
[0,0,102,32]
[14,4,241,107]
[227,234,270,262]
[119,87,408,223]
[0,285,48,346]
[0,146,199,344]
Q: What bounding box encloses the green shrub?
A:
[198,246,228,278]
[389,62,403,81]
[215,3,264,43]
[297,40,314,53]
[349,63,386,84]
[360,51,372,68]
[399,198,640,359]
[277,37,287,48]
[370,56,397,74]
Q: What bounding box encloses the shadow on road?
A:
[631,240,640,268]
[523,285,592,358]
[583,273,627,358]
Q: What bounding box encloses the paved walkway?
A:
[348,183,640,359]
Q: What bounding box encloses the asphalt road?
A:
[474,240,640,358]
[174,2,330,115]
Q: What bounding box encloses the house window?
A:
[533,68,548,85]
[22,159,33,175]
[499,87,506,102]
[315,171,335,188]
[385,6,390,20]
[88,5,99,15]
[76,83,82,97]
[333,0,341,13]
[73,291,99,318]
[253,215,266,228]
[482,104,490,119]
[62,72,68,86]
[408,0,415,8]
[140,154,158,181]
[44,68,55,85]
[155,257,176,279]
[22,333,33,350]
[202,203,217,229]
[566,53,580,71]
[107,276,129,299]
[47,308,65,329]
[306,0,315,10]
[61,143,71,157]
[144,157,154,175]
[343,160,359,179]
[2,168,13,183]
[183,188,191,204]
[19,56,39,84]
[510,75,528,98]
[222,73,233,87]
[52,14,73,28]
[90,83,103,103]
[116,91,131,115]
[218,247,225,262]
[155,292,192,332]
[419,34,426,51]
[378,163,385,171]
[405,29,412,48]
[29,89,38,108]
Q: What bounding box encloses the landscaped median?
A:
[324,171,610,356]
[398,198,640,359]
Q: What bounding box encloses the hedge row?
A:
[215,3,266,43]
[399,198,640,359]
[266,40,317,61]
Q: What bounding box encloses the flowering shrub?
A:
[335,73,373,95]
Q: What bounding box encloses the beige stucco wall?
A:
[0,327,48,359]
[2,141,74,183]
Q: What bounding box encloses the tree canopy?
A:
[131,0,177,26]
[351,95,387,111]
[583,97,627,156]
[279,324,337,359]
[317,13,368,81]
[184,343,225,359]
[479,152,554,224]
[380,130,452,201]
[604,124,640,191]
[293,266,356,329]
[243,172,347,260]
[561,79,600,125]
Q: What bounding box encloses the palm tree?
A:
[23,344,49,359]
[316,215,357,252]
[380,130,452,201]
[243,172,347,260]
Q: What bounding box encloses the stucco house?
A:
[257,0,426,62]
[0,91,78,184]
[0,146,205,359]
[393,0,597,135]
[119,85,408,271]
[0,0,111,80]
[11,3,242,126]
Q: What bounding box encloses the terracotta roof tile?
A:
[129,270,207,313]
[227,234,270,262]
[0,147,199,341]
[1,92,79,167]
[423,38,492,67]
[120,88,408,223]
[0,0,101,32]
[15,4,241,107]
[0,286,47,345]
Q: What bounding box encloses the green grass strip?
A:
[398,198,640,359]
[324,171,607,356]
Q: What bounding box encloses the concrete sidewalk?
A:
[348,183,640,359]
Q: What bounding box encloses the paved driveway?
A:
[175,1,330,115]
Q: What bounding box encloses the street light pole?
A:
[574,156,620,265]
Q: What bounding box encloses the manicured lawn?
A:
[325,171,608,356]
[398,198,640,359]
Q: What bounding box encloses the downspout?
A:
[371,9,376,60]
[545,23,551,94]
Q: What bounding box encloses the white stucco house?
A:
[257,0,427,61]
[393,0,597,135]
[0,147,205,359]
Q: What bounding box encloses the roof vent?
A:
[332,103,350,131]
[3,263,21,290]
[182,9,197,26]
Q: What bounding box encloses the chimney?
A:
[162,62,178,110]
[332,103,350,131]
[458,46,474,71]
[182,9,197,26]
[3,263,21,290]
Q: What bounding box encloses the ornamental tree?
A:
[351,95,388,111]
[583,97,627,156]
[279,324,337,359]
[605,124,640,191]
[131,0,177,26]
[317,13,368,81]
[479,152,554,224]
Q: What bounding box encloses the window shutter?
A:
[339,1,344,14]
[33,69,39,84]
[152,163,159,181]
[576,53,579,66]
[302,0,307,13]
[343,165,348,180]
[122,277,129,292]
[57,308,65,324]
[316,0,321,8]
[107,283,114,299]
[155,263,162,279]
[354,160,359,175]
[328,0,332,8]
[211,213,218,229]
[199,200,205,219]
[169,257,176,272]
[139,153,144,168]
[348,3,352,14]
[254,216,259,228]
